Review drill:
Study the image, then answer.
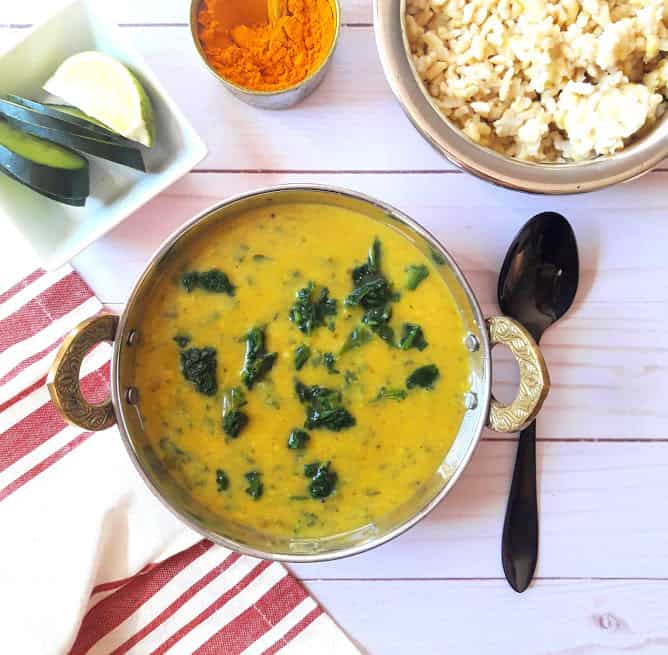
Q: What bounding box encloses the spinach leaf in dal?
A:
[294,344,311,371]
[323,352,339,374]
[294,380,356,432]
[305,461,338,500]
[339,324,373,355]
[406,364,440,390]
[173,334,191,348]
[215,469,230,491]
[361,303,394,346]
[346,240,397,346]
[241,326,278,389]
[373,387,408,402]
[287,428,311,450]
[222,387,249,438]
[289,282,337,334]
[405,264,429,290]
[182,269,235,295]
[180,347,218,396]
[345,239,392,309]
[245,471,264,500]
[399,323,428,351]
[430,249,446,266]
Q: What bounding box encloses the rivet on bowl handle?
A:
[47,314,119,431]
[486,316,550,433]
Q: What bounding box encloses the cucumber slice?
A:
[0,166,86,206]
[4,115,145,171]
[37,187,86,206]
[0,97,135,147]
[0,119,89,203]
[7,94,132,144]
[0,120,85,170]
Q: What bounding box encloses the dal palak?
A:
[133,202,470,539]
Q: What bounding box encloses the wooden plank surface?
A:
[305,579,668,654]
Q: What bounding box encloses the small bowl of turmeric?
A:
[190,0,341,109]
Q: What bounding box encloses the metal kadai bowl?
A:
[48,186,550,562]
[374,0,668,194]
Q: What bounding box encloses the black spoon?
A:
[497,211,580,593]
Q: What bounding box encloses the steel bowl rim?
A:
[374,0,668,194]
[188,0,342,98]
[111,184,491,562]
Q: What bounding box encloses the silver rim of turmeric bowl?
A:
[189,0,341,99]
[111,185,491,562]
[373,0,668,194]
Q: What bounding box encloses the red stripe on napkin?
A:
[91,564,157,596]
[73,544,334,655]
[0,431,94,503]
[0,375,47,413]
[108,552,242,655]
[0,269,44,304]
[0,271,92,353]
[0,333,64,386]
[152,560,274,655]
[193,575,310,655]
[0,363,110,474]
[69,541,215,655]
[261,607,325,655]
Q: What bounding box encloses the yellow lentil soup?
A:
[133,201,470,539]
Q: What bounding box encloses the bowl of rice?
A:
[374,0,668,193]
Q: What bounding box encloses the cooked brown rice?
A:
[406,0,668,162]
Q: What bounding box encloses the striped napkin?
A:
[0,266,359,655]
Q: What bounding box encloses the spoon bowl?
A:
[498,212,580,343]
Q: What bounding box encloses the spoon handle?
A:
[501,421,538,593]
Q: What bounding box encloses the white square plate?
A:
[0,0,207,270]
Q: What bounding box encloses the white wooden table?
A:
[3,2,668,653]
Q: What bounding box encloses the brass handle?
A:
[47,314,119,431]
[486,316,550,433]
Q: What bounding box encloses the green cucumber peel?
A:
[6,95,133,144]
[0,119,89,201]
[4,115,145,171]
[0,155,88,206]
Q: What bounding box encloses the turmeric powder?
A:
[197,0,336,92]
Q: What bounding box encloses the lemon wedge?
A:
[44,51,155,147]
